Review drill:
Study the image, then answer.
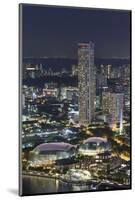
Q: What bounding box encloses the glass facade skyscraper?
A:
[78,42,95,125]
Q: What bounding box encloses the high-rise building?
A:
[102,92,124,121]
[106,65,112,79]
[111,93,124,122]
[101,64,112,79]
[124,80,130,113]
[102,92,111,114]
[78,42,95,125]
[102,92,124,134]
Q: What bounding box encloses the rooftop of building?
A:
[34,142,74,152]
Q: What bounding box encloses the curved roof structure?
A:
[79,137,110,156]
[34,142,74,152]
[84,137,108,144]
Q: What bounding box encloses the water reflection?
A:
[22,175,90,195]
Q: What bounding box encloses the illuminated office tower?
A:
[78,42,95,125]
[105,65,112,79]
[101,65,112,79]
[102,92,111,114]
[102,92,124,121]
[111,93,124,121]
[102,92,124,134]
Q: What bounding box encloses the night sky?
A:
[22,4,131,58]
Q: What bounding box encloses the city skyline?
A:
[20,4,131,195]
[22,4,131,59]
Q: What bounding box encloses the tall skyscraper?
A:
[102,91,111,114]
[102,92,124,134]
[102,92,124,122]
[78,42,95,125]
[112,93,123,120]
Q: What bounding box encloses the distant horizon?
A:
[23,56,130,60]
